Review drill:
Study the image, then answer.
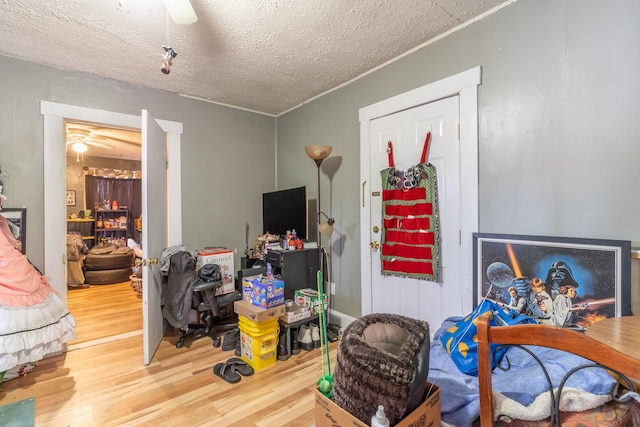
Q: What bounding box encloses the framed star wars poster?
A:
[473,233,630,330]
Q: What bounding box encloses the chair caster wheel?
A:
[176,341,184,349]
[213,336,221,348]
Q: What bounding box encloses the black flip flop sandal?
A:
[213,362,241,383]
[226,357,254,377]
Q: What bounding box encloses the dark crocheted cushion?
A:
[332,313,429,425]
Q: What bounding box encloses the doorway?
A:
[41,101,184,362]
[65,121,143,344]
[366,96,461,329]
[359,67,481,327]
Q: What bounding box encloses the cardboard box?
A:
[279,306,312,323]
[315,382,440,427]
[294,288,328,315]
[196,248,235,295]
[242,277,285,309]
[241,274,262,290]
[234,300,285,323]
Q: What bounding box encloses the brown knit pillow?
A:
[332,313,429,425]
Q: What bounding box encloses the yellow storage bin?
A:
[238,315,280,371]
[239,316,279,354]
[239,315,279,334]
[241,348,277,371]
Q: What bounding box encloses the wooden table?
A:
[586,316,640,387]
[586,315,640,356]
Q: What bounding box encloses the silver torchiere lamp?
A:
[304,145,335,245]
[305,145,336,374]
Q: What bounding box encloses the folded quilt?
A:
[428,317,617,427]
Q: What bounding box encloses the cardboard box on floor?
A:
[315,382,440,427]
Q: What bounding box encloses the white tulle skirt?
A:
[0,292,76,372]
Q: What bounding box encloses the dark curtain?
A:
[85,176,142,244]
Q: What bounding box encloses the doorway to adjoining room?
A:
[65,121,143,346]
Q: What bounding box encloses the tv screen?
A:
[262,186,307,239]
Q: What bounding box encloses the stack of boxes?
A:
[234,273,329,368]
[235,274,286,370]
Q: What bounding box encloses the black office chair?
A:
[163,250,241,349]
[176,277,241,349]
[237,265,267,287]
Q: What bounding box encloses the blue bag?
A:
[439,299,537,376]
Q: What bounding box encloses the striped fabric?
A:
[379,134,440,281]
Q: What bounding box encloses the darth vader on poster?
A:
[473,233,631,330]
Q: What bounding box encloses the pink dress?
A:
[0,215,76,373]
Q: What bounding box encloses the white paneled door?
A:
[366,96,461,329]
[141,110,168,365]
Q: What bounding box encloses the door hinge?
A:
[459,229,462,245]
[457,123,460,140]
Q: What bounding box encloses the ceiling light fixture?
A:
[72,141,88,153]
[161,46,178,75]
[159,0,193,74]
[71,139,87,162]
[67,128,90,162]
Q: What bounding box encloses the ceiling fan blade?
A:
[86,139,115,149]
[163,0,198,25]
[97,135,140,146]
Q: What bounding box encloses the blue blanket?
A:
[428,317,616,427]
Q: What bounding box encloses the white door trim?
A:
[40,101,183,303]
[359,66,481,316]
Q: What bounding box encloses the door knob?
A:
[370,241,380,249]
[141,257,159,266]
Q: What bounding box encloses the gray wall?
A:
[276,0,640,317]
[178,96,275,253]
[0,56,275,271]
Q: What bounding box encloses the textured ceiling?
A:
[3,0,510,161]
[0,0,510,117]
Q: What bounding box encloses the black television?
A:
[262,186,307,239]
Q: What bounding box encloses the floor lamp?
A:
[304,145,335,245]
[305,144,337,381]
[305,144,335,291]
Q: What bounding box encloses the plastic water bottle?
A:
[371,405,390,427]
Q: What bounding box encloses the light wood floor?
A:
[67,281,143,344]
[1,281,338,426]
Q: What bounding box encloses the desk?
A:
[266,248,320,300]
[586,315,640,355]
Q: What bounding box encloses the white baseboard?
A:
[327,309,356,330]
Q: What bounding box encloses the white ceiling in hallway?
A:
[66,122,141,161]
[1,0,511,117]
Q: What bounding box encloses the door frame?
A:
[359,66,481,316]
[40,101,183,303]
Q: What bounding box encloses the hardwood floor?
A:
[1,281,338,426]
[66,281,142,344]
